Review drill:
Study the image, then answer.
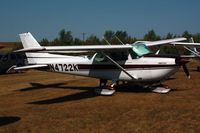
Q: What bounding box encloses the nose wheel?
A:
[94,79,116,96]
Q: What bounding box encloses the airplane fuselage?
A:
[34,53,180,84]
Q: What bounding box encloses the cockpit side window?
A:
[94,51,128,63]
[129,49,139,59]
[130,43,152,59]
[94,53,107,62]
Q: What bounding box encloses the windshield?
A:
[132,43,152,56]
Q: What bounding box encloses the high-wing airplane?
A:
[0,42,27,74]
[171,38,200,71]
[0,52,26,74]
[15,32,193,95]
[171,38,200,57]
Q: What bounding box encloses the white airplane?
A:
[14,32,195,95]
[171,38,200,57]
[171,38,200,70]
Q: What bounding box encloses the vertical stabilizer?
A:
[19,32,50,64]
[19,32,41,49]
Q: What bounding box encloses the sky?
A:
[0,0,200,41]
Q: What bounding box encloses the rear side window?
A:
[94,53,107,62]
[2,54,8,61]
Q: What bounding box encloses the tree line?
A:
[5,29,199,53]
[37,29,200,55]
[40,29,200,47]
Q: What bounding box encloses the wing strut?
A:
[184,46,200,57]
[101,52,137,80]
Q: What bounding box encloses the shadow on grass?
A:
[116,85,152,93]
[22,81,182,105]
[28,90,98,105]
[116,84,182,93]
[0,116,20,127]
[19,82,66,91]
[18,79,90,92]
[18,82,98,104]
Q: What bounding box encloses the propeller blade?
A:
[182,64,190,79]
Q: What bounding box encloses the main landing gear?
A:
[95,79,171,95]
[151,84,171,94]
[94,79,116,96]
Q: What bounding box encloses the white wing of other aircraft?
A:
[170,42,200,46]
[171,37,200,56]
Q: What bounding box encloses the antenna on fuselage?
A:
[115,36,125,45]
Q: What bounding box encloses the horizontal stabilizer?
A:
[15,47,46,52]
[14,64,48,70]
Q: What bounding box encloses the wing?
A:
[170,42,200,46]
[45,38,188,50]
[144,38,187,46]
[15,45,133,52]
[45,45,132,51]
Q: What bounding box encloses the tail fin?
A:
[19,32,50,64]
[19,32,67,65]
[19,32,42,49]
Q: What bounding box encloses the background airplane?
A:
[0,42,26,74]
[0,52,26,74]
[171,38,200,71]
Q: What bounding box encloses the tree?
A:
[127,36,136,44]
[144,30,160,41]
[115,31,129,44]
[74,38,83,45]
[182,31,192,39]
[103,30,115,44]
[193,33,200,42]
[51,38,60,45]
[165,33,173,39]
[59,29,73,45]
[40,38,49,46]
[85,35,101,45]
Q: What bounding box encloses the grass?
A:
[0,61,200,133]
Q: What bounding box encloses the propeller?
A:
[182,64,190,79]
[176,57,190,79]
